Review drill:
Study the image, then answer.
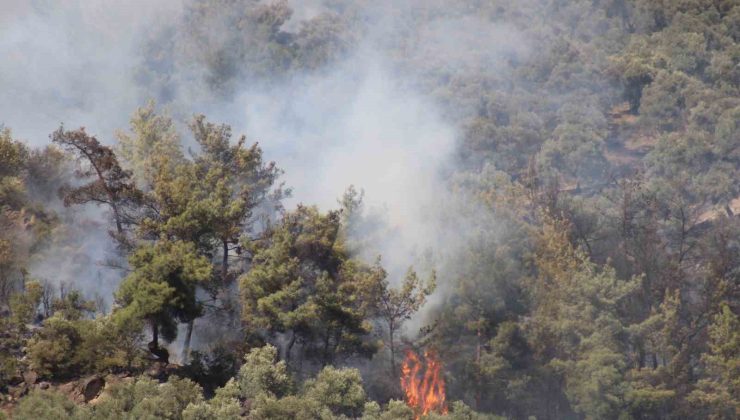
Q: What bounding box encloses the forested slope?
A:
[1,1,738,419]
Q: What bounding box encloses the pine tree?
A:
[688,304,740,419]
[240,205,384,365]
[114,239,211,357]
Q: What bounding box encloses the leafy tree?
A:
[478,321,537,419]
[688,304,740,419]
[248,394,318,420]
[5,1,740,418]
[248,365,366,420]
[152,0,353,95]
[425,400,504,420]
[362,400,414,420]
[427,198,529,413]
[129,113,284,361]
[608,36,656,112]
[9,280,43,328]
[638,70,698,131]
[13,390,82,420]
[87,376,204,420]
[182,344,288,419]
[175,0,296,92]
[25,290,96,378]
[235,344,291,400]
[0,127,29,210]
[114,239,211,355]
[185,345,369,419]
[240,205,384,366]
[623,290,684,418]
[1,281,42,388]
[25,288,145,379]
[24,144,75,202]
[115,100,184,190]
[301,366,366,418]
[181,381,242,420]
[527,215,640,419]
[0,129,55,305]
[188,114,284,287]
[294,12,354,71]
[182,344,240,396]
[537,100,609,182]
[51,126,142,237]
[378,268,435,375]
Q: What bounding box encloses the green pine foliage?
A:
[2,1,740,419]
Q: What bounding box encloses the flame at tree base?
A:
[400,349,448,418]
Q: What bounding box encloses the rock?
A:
[164,363,181,377]
[80,375,105,402]
[148,341,170,363]
[71,391,85,404]
[58,380,84,403]
[7,371,24,386]
[57,381,77,395]
[146,361,167,380]
[22,370,38,386]
[8,383,28,399]
[37,381,51,390]
[103,373,131,388]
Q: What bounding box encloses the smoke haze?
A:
[1,0,527,308]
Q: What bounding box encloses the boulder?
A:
[146,361,167,380]
[8,383,28,399]
[22,370,37,386]
[57,380,83,403]
[164,363,181,377]
[6,371,23,387]
[57,380,85,404]
[57,381,77,395]
[80,375,105,402]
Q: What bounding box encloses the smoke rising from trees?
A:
[2,1,739,418]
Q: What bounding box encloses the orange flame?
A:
[401,349,448,418]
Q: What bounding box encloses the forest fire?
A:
[400,349,448,418]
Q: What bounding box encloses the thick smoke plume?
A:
[1,0,527,331]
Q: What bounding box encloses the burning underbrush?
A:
[400,349,448,418]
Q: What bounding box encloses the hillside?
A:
[1,1,738,419]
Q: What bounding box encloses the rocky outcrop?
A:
[57,375,106,403]
[22,370,37,387]
[7,383,29,399]
[80,376,105,402]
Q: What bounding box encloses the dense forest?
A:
[1,0,739,419]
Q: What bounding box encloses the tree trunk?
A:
[476,325,482,411]
[151,320,159,348]
[322,330,332,367]
[285,331,296,363]
[182,320,195,363]
[389,322,396,375]
[222,239,229,285]
[111,204,123,235]
[148,321,169,363]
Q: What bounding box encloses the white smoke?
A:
[0,0,182,144]
[1,0,529,331]
[220,54,455,276]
